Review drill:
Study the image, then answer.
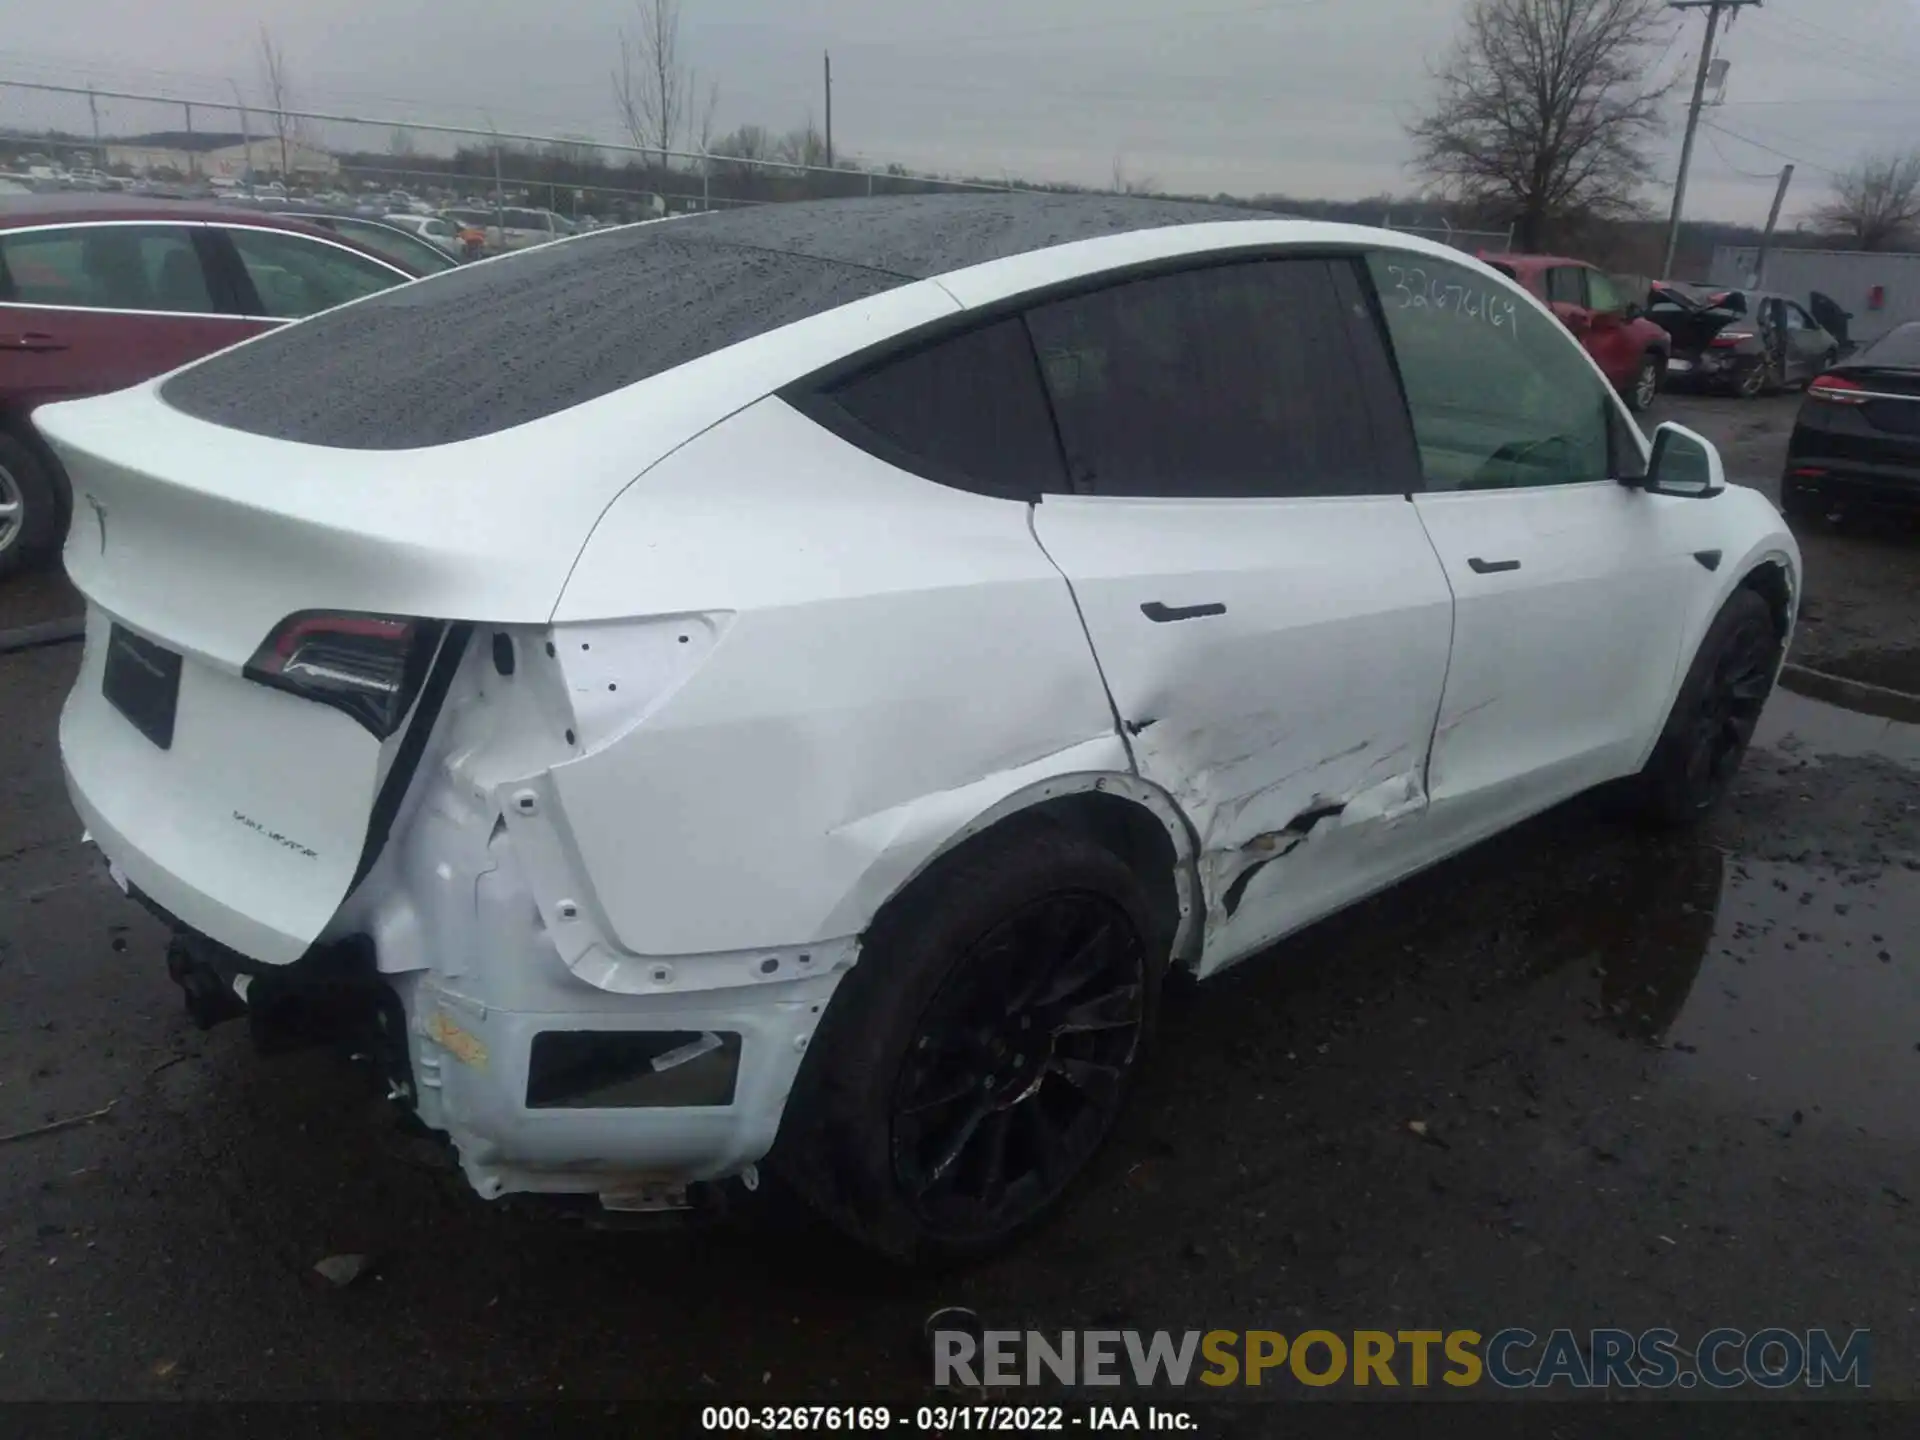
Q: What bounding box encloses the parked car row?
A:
[28,194,1799,1262]
[0,195,438,577]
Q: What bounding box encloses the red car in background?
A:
[0,196,430,579]
[1481,253,1673,415]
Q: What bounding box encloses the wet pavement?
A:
[3,635,1919,1402]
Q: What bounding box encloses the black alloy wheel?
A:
[1638,589,1782,827]
[890,891,1146,1234]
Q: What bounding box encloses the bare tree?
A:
[1409,0,1674,250]
[613,0,690,169]
[1812,152,1920,252]
[696,79,720,158]
[256,26,301,179]
[776,119,828,171]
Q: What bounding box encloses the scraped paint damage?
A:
[1127,710,1431,935]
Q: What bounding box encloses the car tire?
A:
[771,820,1165,1265]
[1627,354,1662,413]
[0,431,66,582]
[1736,360,1770,399]
[1635,589,1782,829]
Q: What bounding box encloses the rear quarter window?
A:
[1862,324,1920,367]
[809,317,1064,498]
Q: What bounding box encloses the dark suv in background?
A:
[1784,321,1920,520]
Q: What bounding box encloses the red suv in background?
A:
[0,196,429,579]
[1482,254,1672,415]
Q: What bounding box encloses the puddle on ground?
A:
[1518,690,1920,1138]
[1655,853,1920,1140]
[1752,687,1920,765]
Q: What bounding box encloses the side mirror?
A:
[1643,422,1726,499]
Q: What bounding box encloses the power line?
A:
[1701,119,1842,179]
[1702,125,1786,182]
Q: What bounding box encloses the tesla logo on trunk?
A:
[231,810,319,859]
[83,494,108,554]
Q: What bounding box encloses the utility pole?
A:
[823,51,833,170]
[184,101,197,181]
[86,84,100,168]
[1664,0,1763,278]
[1752,162,1794,289]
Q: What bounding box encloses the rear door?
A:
[1582,269,1641,388]
[1368,247,1698,847]
[1024,255,1457,973]
[1545,264,1598,352]
[0,221,263,407]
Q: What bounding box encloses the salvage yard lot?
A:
[2,388,1919,1401]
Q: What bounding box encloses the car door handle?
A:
[0,332,68,352]
[1467,557,1522,575]
[1141,601,1227,623]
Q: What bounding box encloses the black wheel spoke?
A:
[1047,1054,1124,1106]
[1051,983,1143,1036]
[899,1069,981,1116]
[975,1109,1015,1206]
[916,1094,996,1194]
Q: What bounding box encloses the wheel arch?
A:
[0,404,72,524]
[847,771,1205,977]
[1631,533,1799,774]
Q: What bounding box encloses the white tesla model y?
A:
[42,195,1799,1261]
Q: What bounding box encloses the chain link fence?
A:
[0,78,1061,235]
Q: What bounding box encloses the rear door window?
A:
[1021,257,1413,498]
[1545,266,1588,307]
[1862,323,1920,366]
[815,317,1066,498]
[0,224,217,313]
[223,227,408,319]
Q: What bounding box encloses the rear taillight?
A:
[1808,374,1868,405]
[244,612,446,738]
[1709,332,1754,348]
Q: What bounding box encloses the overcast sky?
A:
[5,0,1920,225]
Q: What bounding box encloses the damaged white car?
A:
[43,194,1798,1262]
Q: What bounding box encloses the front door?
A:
[1365,248,1697,850]
[0,222,262,408]
[1023,255,1456,974]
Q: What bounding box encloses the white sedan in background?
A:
[40,195,1797,1263]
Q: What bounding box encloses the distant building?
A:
[1710,245,1920,348]
[102,130,339,181]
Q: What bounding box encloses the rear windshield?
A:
[1862,323,1920,368]
[160,222,911,449]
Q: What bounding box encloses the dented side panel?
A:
[1029,493,1456,976]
